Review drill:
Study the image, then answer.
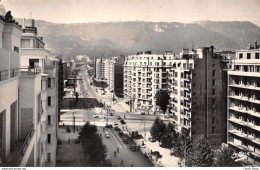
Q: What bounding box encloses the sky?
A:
[1,0,260,26]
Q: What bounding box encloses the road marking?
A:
[108,128,122,148]
[109,128,126,148]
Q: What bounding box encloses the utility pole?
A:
[73,112,75,133]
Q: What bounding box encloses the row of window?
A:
[239,52,260,59]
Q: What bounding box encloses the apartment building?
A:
[0,15,22,166]
[168,47,229,147]
[227,40,260,166]
[95,57,110,80]
[107,55,125,98]
[20,19,59,166]
[124,51,175,113]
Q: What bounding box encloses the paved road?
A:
[99,126,153,167]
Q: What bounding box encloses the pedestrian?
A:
[121,159,123,166]
[114,151,116,157]
[68,138,70,143]
[124,115,125,119]
[117,147,119,153]
[131,164,133,167]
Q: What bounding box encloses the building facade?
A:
[124,51,175,113]
[0,15,22,166]
[227,40,260,166]
[106,55,125,98]
[19,19,59,167]
[168,47,229,148]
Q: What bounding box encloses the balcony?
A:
[229,95,260,104]
[5,126,35,166]
[229,106,260,119]
[20,66,41,76]
[229,84,260,91]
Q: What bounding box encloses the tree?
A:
[160,123,177,148]
[79,122,107,166]
[155,90,170,114]
[173,128,191,158]
[213,144,241,167]
[150,117,166,142]
[185,136,214,167]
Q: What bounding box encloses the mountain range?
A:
[16,18,260,60]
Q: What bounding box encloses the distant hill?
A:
[16,19,260,60]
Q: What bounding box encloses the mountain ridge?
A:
[15,18,260,60]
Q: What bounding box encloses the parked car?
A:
[152,151,162,158]
[123,137,129,144]
[114,126,120,131]
[148,137,156,142]
[130,145,137,151]
[118,116,122,120]
[141,112,145,115]
[118,131,123,137]
[105,132,110,138]
[93,114,98,118]
[120,120,126,124]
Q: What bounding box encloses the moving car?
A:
[123,137,129,144]
[105,132,110,138]
[120,120,126,124]
[130,145,137,151]
[148,137,156,142]
[93,114,99,118]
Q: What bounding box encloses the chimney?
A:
[254,40,258,49]
[248,43,252,50]
[31,19,35,27]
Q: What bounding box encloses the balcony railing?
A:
[5,125,34,166]
[20,66,41,76]
[0,70,8,81]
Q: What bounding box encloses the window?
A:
[48,97,51,106]
[212,80,215,86]
[181,73,184,78]
[212,108,215,114]
[256,53,259,59]
[48,115,51,125]
[239,53,243,59]
[212,64,215,67]
[14,46,19,53]
[212,70,215,77]
[48,78,51,88]
[212,117,215,124]
[247,53,251,59]
[47,153,51,162]
[48,134,51,143]
[212,98,216,105]
[212,89,215,95]
[212,126,215,134]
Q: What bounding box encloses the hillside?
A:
[16,19,260,59]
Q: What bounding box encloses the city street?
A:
[59,69,179,167]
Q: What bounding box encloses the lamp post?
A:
[73,112,75,133]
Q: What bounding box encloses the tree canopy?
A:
[150,117,166,142]
[79,122,107,166]
[155,90,170,114]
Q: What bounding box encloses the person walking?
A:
[114,151,116,157]
[117,147,119,153]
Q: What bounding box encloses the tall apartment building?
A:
[227,40,260,166]
[0,15,22,166]
[124,51,175,113]
[168,47,229,147]
[107,55,125,98]
[95,57,110,80]
[20,19,59,166]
